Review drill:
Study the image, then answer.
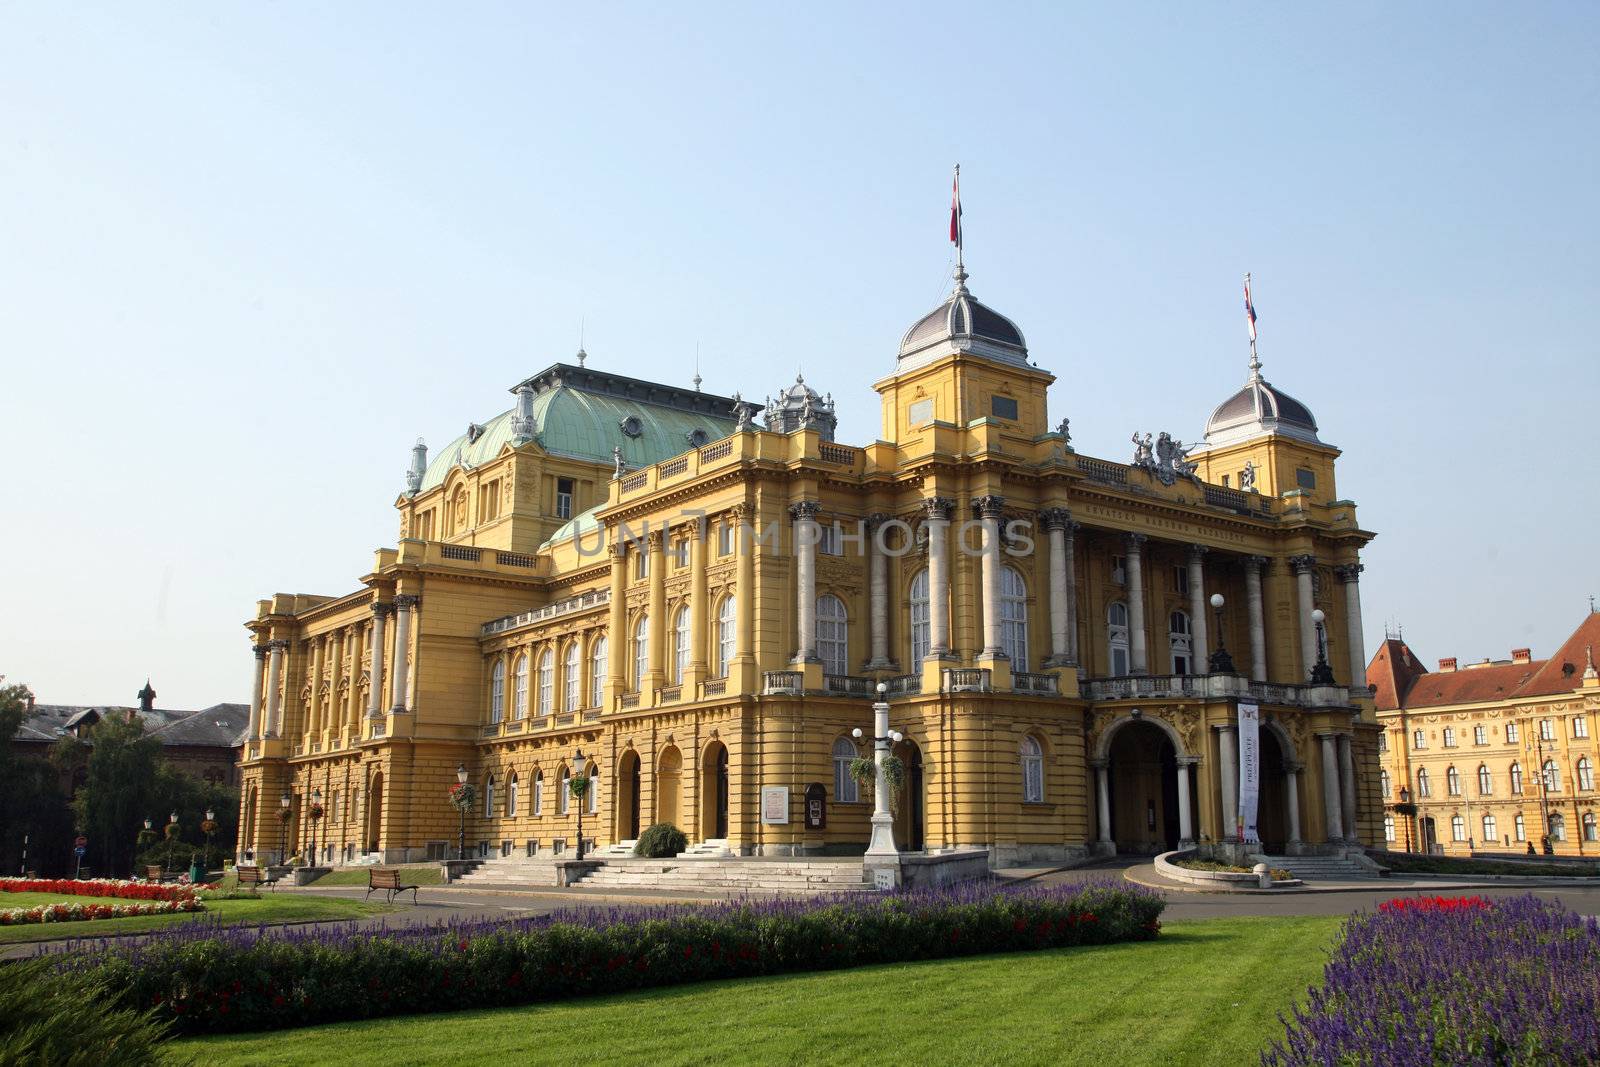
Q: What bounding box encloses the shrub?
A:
[633,823,688,857]
[0,958,171,1066]
[1265,894,1600,1065]
[67,879,1163,1036]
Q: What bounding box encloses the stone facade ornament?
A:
[1240,459,1257,493]
[1130,431,1200,486]
[612,446,626,480]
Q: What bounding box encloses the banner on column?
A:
[1237,702,1261,843]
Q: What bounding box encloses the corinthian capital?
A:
[972,494,1007,520]
[923,496,954,522]
[789,500,820,522]
[1289,554,1318,575]
[1038,507,1073,532]
[1333,563,1364,584]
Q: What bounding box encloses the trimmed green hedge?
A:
[633,823,689,857]
[67,881,1164,1036]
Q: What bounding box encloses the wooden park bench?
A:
[143,865,164,882]
[366,867,420,904]
[236,865,280,891]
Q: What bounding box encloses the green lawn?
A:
[0,893,390,944]
[175,915,1342,1066]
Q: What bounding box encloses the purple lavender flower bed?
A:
[53,879,1163,1035]
[1265,894,1600,1065]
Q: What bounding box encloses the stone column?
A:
[307,638,324,740]
[1284,761,1304,847]
[606,542,627,704]
[1064,521,1080,664]
[866,514,893,669]
[1093,759,1113,846]
[686,520,709,687]
[1186,545,1209,670]
[1336,563,1367,686]
[1217,724,1238,840]
[1319,734,1344,842]
[1291,555,1319,680]
[975,495,1006,658]
[344,626,363,735]
[790,501,820,663]
[1176,756,1197,848]
[390,595,417,713]
[924,497,954,657]
[265,639,287,737]
[1124,533,1149,675]
[247,644,268,741]
[1244,556,1269,681]
[734,504,756,669]
[1337,734,1358,843]
[326,632,344,738]
[1041,508,1072,665]
[366,603,391,719]
[646,530,667,689]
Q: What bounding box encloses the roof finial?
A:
[1244,272,1262,382]
[950,163,967,294]
[577,318,588,366]
[693,343,702,392]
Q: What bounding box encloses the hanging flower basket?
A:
[448,782,477,813]
[568,775,592,801]
[308,804,324,823]
[848,755,906,805]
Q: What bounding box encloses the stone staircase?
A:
[452,857,566,888]
[593,840,638,858]
[571,857,876,895]
[1255,852,1386,882]
[682,838,734,857]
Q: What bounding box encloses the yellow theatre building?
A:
[238,255,1383,872]
[1369,613,1600,857]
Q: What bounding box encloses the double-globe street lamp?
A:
[571,749,589,861]
[456,764,469,861]
[853,683,903,859]
[279,790,292,865]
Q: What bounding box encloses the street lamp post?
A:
[571,749,588,861]
[309,789,322,866]
[1398,786,1413,852]
[203,808,216,874]
[1207,593,1236,674]
[166,811,179,873]
[1309,608,1336,685]
[279,791,291,866]
[853,683,903,858]
[456,764,469,861]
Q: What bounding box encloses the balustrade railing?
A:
[483,588,610,636]
[1011,671,1060,695]
[762,670,804,695]
[659,685,682,703]
[883,674,922,696]
[823,674,876,696]
[703,679,727,697]
[619,693,640,709]
[944,668,991,693]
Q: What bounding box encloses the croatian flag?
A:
[950,166,963,249]
[1243,274,1258,343]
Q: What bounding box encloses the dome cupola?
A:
[896,263,1028,372]
[1203,353,1321,447]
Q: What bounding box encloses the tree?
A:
[61,715,163,878]
[0,680,73,876]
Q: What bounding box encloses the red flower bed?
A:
[0,877,200,904]
[1377,894,1491,914]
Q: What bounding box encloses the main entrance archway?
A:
[657,745,682,828]
[1255,724,1292,851]
[701,741,729,840]
[892,739,925,851]
[1106,720,1181,854]
[365,772,384,855]
[617,750,642,841]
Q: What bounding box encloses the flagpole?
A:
[954,163,963,275]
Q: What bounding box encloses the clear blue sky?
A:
[2,4,1596,708]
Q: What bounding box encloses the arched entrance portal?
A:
[1107,721,1181,854]
[657,746,682,828]
[892,739,925,851]
[617,750,642,841]
[365,772,384,855]
[1255,725,1292,851]
[701,741,729,840]
[1420,816,1438,853]
[242,784,258,857]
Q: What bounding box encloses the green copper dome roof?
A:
[417,363,757,494]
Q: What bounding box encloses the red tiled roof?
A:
[1366,613,1600,711]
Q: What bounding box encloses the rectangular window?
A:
[990,395,1019,421]
[671,540,689,568]
[1413,729,1426,750]
[479,479,502,522]
[1221,474,1230,488]
[1474,725,1487,745]
[1540,719,1555,742]
[718,522,735,556]
[1378,733,1388,753]
[416,510,435,540]
[635,552,649,580]
[818,524,840,556]
[908,398,934,426]
[1506,722,1519,743]
[1111,556,1126,586]
[1172,566,1189,595]
[556,478,575,520]
[1443,728,1456,748]
[1296,468,1317,490]
[1574,717,1590,739]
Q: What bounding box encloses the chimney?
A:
[1438,657,1457,673]
[1511,648,1532,664]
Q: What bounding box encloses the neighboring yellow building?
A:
[238,256,1382,870]
[1370,613,1600,856]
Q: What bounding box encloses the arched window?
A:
[1020,736,1045,803]
[1585,812,1598,842]
[716,596,736,677]
[489,660,505,724]
[832,737,859,803]
[590,636,607,708]
[1549,813,1566,841]
[507,773,519,817]
[1543,759,1561,794]
[1379,769,1391,798]
[1108,602,1131,677]
[558,766,570,815]
[1483,813,1497,843]
[512,654,529,720]
[1446,765,1461,796]
[1477,764,1493,795]
[1450,814,1465,842]
[1510,762,1523,794]
[485,774,497,819]
[537,649,554,716]
[632,616,649,690]
[1514,812,1527,841]
[1417,768,1431,797]
[1168,610,1193,675]
[1000,567,1029,671]
[673,605,691,682]
[817,594,849,676]
[1578,757,1595,792]
[909,569,930,663]
[563,642,580,711]
[533,770,544,817]
[1383,814,1396,842]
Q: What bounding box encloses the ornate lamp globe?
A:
[1210,593,1225,609]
